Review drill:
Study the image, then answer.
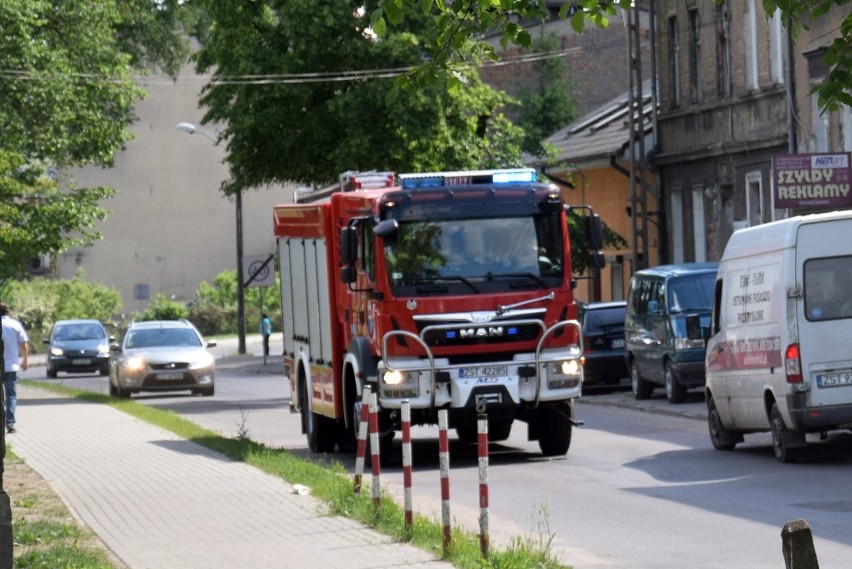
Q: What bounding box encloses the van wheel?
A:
[707,397,737,450]
[664,363,687,404]
[631,362,653,400]
[770,403,802,463]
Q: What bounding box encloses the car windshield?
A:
[54,323,105,341]
[666,274,715,313]
[125,328,202,349]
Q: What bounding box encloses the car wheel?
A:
[46,365,58,379]
[664,362,687,404]
[630,362,653,400]
[770,403,802,463]
[99,366,109,377]
[707,396,737,450]
[108,379,117,397]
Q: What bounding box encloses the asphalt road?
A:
[21,339,852,569]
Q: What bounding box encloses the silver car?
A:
[109,320,216,398]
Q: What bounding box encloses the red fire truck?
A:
[273,169,604,457]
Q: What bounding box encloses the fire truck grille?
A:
[418,322,541,348]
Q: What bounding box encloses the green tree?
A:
[0,0,192,281]
[372,0,851,112]
[192,0,524,194]
[515,32,577,158]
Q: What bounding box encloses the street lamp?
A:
[175,122,247,355]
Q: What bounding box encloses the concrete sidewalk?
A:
[9,383,454,569]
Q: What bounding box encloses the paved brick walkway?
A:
[10,385,454,569]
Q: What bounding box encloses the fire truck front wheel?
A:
[534,402,572,457]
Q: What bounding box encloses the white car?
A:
[109,320,216,398]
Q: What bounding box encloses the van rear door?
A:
[796,218,852,411]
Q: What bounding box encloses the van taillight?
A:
[785,343,802,384]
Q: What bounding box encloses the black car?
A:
[44,319,113,378]
[579,301,628,388]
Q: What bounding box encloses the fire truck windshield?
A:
[384,214,564,295]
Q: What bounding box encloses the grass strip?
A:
[21,380,570,569]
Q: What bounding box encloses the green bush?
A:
[139,293,189,321]
[0,269,122,352]
[188,301,234,336]
[194,269,281,336]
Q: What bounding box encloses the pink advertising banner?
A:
[773,152,852,209]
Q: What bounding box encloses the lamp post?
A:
[175,122,247,355]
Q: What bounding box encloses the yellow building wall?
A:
[558,165,659,303]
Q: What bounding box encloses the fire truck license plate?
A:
[460,365,507,379]
[817,371,852,388]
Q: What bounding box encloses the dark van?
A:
[624,262,718,403]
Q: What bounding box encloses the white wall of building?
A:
[64,71,296,314]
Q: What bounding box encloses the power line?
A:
[0,42,623,86]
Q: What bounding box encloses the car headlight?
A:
[190,353,215,370]
[50,347,64,356]
[98,344,110,355]
[124,357,145,372]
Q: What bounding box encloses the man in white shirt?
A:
[1,303,29,434]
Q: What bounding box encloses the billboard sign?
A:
[773,152,852,209]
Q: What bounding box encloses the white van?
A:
[698,210,852,462]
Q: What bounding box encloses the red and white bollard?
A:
[401,400,413,532]
[369,392,381,509]
[438,408,451,553]
[352,385,372,495]
[477,413,490,559]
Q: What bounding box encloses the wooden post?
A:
[781,519,819,569]
[0,332,12,568]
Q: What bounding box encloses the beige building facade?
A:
[64,70,296,314]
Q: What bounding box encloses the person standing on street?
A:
[260,313,272,357]
[1,303,28,434]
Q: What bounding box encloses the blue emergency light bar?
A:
[398,168,537,190]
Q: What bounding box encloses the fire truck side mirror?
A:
[585,213,604,251]
[340,265,357,284]
[340,226,357,265]
[373,218,398,237]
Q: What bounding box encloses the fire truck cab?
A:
[274,169,603,457]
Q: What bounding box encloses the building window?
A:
[715,3,731,97]
[688,9,701,102]
[745,0,759,91]
[133,284,150,301]
[671,189,684,263]
[610,261,624,301]
[768,9,785,85]
[669,16,681,107]
[692,187,707,262]
[812,94,829,152]
[843,105,852,151]
[745,171,764,227]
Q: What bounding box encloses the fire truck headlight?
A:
[380,368,420,398]
[383,369,404,385]
[547,360,581,389]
